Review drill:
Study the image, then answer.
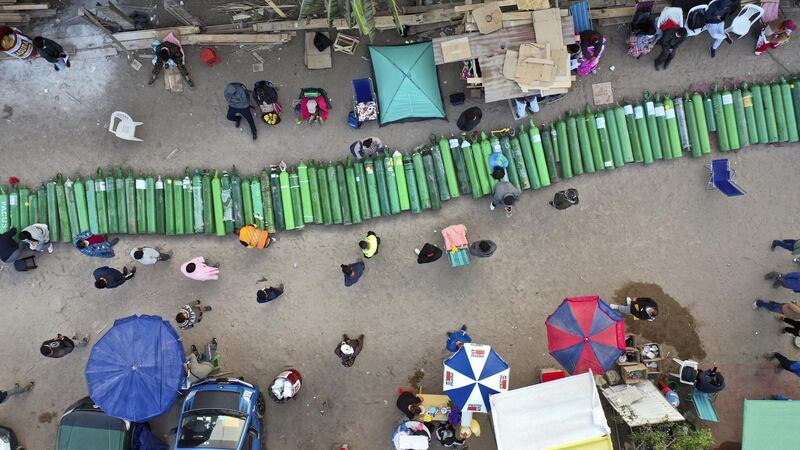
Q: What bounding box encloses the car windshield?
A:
[177,411,246,449]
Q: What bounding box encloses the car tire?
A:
[256,392,266,419]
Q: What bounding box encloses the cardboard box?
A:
[618,347,641,366]
[639,343,663,362]
[532,8,563,47]
[642,359,662,375]
[472,2,503,34]
[441,37,472,63]
[502,50,518,80]
[621,364,647,384]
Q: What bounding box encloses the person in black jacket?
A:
[40,334,90,358]
[396,391,423,419]
[148,40,193,87]
[611,296,659,321]
[704,0,734,57]
[0,227,24,263]
[94,265,135,289]
[654,28,687,70]
[33,36,69,71]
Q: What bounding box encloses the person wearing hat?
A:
[257,284,284,304]
[341,261,365,287]
[359,231,380,258]
[33,36,69,71]
[695,367,725,394]
[415,243,443,264]
[549,188,579,210]
[489,168,521,217]
[334,334,364,367]
[40,333,90,358]
[610,296,659,321]
[446,325,471,352]
[469,240,496,258]
[756,19,797,55]
[148,40,193,87]
[224,82,257,141]
[456,107,482,131]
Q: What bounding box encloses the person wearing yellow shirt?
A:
[359,231,380,258]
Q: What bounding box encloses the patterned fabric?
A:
[627,33,658,58]
[73,230,114,258]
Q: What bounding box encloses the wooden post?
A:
[163,0,202,26]
[78,6,128,53]
[264,0,288,18]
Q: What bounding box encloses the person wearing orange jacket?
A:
[238,224,273,249]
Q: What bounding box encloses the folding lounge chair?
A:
[690,389,720,422]
[352,78,378,123]
[707,158,746,196]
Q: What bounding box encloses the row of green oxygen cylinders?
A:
[1,77,798,237]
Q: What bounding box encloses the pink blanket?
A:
[442,224,468,249]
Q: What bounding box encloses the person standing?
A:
[334,334,364,367]
[0,227,25,263]
[224,82,257,141]
[181,256,220,281]
[148,40,193,87]
[415,243,443,264]
[755,19,796,55]
[359,231,380,258]
[0,381,34,404]
[772,238,800,262]
[40,334,90,358]
[654,27,686,70]
[175,300,213,330]
[764,352,800,377]
[703,0,733,57]
[73,230,118,258]
[446,325,472,352]
[130,247,170,265]
[94,266,135,289]
[778,317,800,337]
[549,188,579,210]
[341,262,365,287]
[610,297,659,321]
[469,240,496,258]
[396,391,423,419]
[765,271,800,292]
[20,223,52,253]
[489,168,521,217]
[257,284,284,304]
[752,299,800,318]
[33,36,69,71]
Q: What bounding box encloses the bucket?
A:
[269,368,303,403]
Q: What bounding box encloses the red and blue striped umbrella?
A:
[546,296,625,375]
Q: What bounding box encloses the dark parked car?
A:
[57,397,134,450]
[0,426,22,450]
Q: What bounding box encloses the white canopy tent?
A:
[489,372,613,450]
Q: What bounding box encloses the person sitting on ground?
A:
[238,224,272,249]
[73,230,118,258]
[489,168,521,217]
[175,300,213,330]
[396,391,423,420]
[350,137,383,159]
[20,223,52,253]
[0,227,24,263]
[40,333,90,358]
[627,22,658,59]
[341,261,365,287]
[335,334,364,367]
[130,247,170,265]
[184,338,219,387]
[446,325,472,352]
[654,27,686,71]
[359,231,380,258]
[756,19,796,55]
[457,107,483,131]
[611,296,659,321]
[257,284,284,304]
[469,240,496,258]
[94,266,135,289]
[149,40,193,87]
[415,243,443,264]
[549,188,579,210]
[181,256,220,281]
[695,367,725,394]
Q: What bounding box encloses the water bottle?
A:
[658,380,680,407]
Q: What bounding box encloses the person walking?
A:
[20,223,52,253]
[778,316,800,337]
[40,334,90,358]
[33,36,69,71]
[224,82,257,141]
[415,243,443,264]
[130,247,170,265]
[489,168,521,217]
[334,334,364,367]
[184,338,219,386]
[654,27,686,70]
[610,297,659,321]
[446,325,472,352]
[257,284,284,304]
[764,352,800,376]
[549,188,579,210]
[0,381,34,404]
[0,227,24,263]
[765,271,800,292]
[341,261,365,287]
[74,230,118,258]
[755,19,796,56]
[175,300,213,330]
[703,0,734,57]
[149,40,193,87]
[772,238,800,262]
[94,266,135,289]
[469,240,496,258]
[396,391,423,419]
[752,299,800,319]
[181,256,220,281]
[359,231,380,258]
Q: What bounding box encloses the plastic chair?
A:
[108,111,143,142]
[707,159,746,196]
[725,4,764,38]
[656,7,684,30]
[685,5,709,36]
[670,358,699,385]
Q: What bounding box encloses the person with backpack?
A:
[224,82,257,141]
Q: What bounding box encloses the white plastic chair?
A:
[656,7,684,30]
[685,4,709,36]
[725,4,764,38]
[109,111,143,142]
[670,358,699,385]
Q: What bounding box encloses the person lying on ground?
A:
[74,230,118,258]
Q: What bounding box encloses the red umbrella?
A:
[546,296,626,374]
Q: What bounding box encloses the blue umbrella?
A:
[86,315,185,422]
[443,343,509,413]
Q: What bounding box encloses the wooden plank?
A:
[74,46,118,59]
[263,0,287,18]
[432,25,535,64]
[163,0,202,27]
[464,13,574,43]
[454,0,516,12]
[0,12,28,22]
[96,4,135,30]
[112,26,200,41]
[253,9,459,32]
[0,3,49,10]
[182,33,291,45]
[480,54,542,102]
[78,7,128,52]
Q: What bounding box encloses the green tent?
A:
[742,400,800,448]
[369,43,446,126]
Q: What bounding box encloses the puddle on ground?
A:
[613,282,707,361]
[408,368,425,387]
[38,411,56,423]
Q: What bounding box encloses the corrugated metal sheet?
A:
[570,0,593,33]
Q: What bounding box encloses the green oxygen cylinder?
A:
[471,138,491,195]
[27,190,38,227]
[38,184,49,229]
[500,134,521,187]
[691,93,711,154]
[772,83,789,142]
[46,180,59,240]
[623,105,643,162]
[354,159,371,221]
[704,94,717,132]
[85,179,98,234]
[115,168,128,234]
[430,143,450,201]
[604,108,624,168]
[595,113,613,170]
[0,187,8,234]
[345,160,361,224]
[575,114,595,174]
[73,178,90,234]
[517,125,542,188]
[711,89,730,151]
[182,171,193,234]
[508,133,531,188]
[326,163,342,224]
[317,163,332,225]
[64,179,80,237]
[298,162,314,224]
[461,138,482,195]
[654,100,670,160]
[105,170,118,234]
[230,167,243,230]
[541,125,559,182]
[203,172,214,234]
[156,176,166,234]
[553,121,571,179]
[731,88,750,147]
[448,137,471,195]
[392,150,411,210]
[221,171,233,234]
[373,155,391,215]
[165,178,175,235]
[364,158,381,217]
[741,85,759,147]
[56,174,71,241]
[146,175,156,234]
[761,84,779,143]
[634,104,653,164]
[133,175,146,234]
[384,154,401,215]
[747,83,767,144]
[125,170,138,234]
[270,166,285,230]
[584,111,603,169]
[721,89,740,150]
[211,171,225,236]
[528,123,550,186]
[172,176,183,234]
[614,106,634,163]
[307,163,323,224]
[192,170,204,233]
[241,177,253,226]
[422,151,441,210]
[780,76,799,142]
[279,166,295,230]
[403,154,422,213]
[644,96,663,159]
[480,132,497,190]
[663,97,683,158]
[17,185,29,231]
[289,170,304,229]
[412,152,431,208]
[250,177,264,229]
[336,163,351,225]
[684,95,702,158]
[438,135,460,198]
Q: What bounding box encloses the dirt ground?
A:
[2,13,800,450]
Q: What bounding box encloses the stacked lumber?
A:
[0,3,56,25]
[106,26,294,50]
